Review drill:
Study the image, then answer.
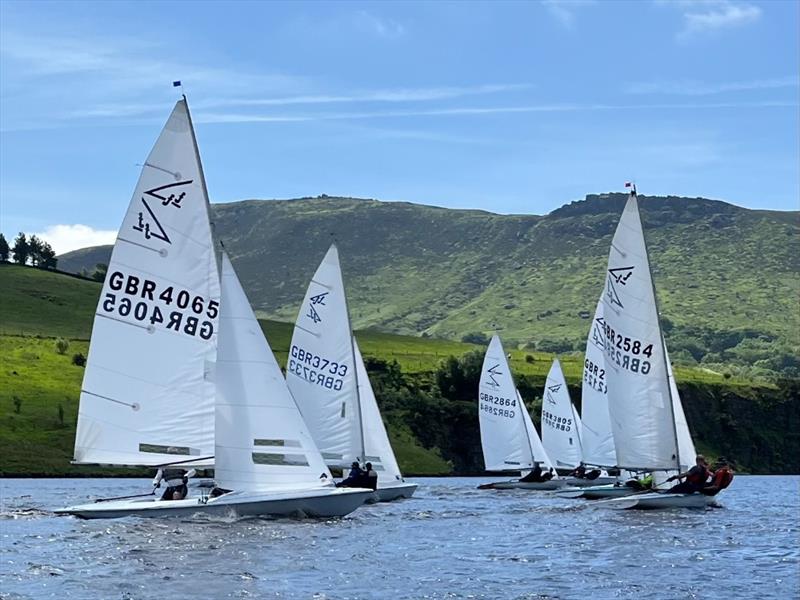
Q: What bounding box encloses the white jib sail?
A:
[215,253,333,492]
[603,193,680,471]
[580,297,617,468]
[541,359,583,470]
[353,339,404,484]
[519,390,555,471]
[74,99,219,466]
[666,348,697,472]
[478,336,533,472]
[286,244,362,468]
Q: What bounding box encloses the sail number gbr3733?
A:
[101,271,217,340]
[288,345,348,391]
[479,393,516,419]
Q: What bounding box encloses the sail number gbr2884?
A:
[101,271,217,340]
[479,393,516,419]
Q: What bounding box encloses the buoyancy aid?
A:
[686,466,710,485]
[711,467,734,489]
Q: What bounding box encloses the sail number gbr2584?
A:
[479,393,516,419]
[102,271,217,340]
[603,323,654,375]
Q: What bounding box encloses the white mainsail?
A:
[286,244,362,468]
[214,253,333,492]
[74,99,219,466]
[603,191,680,471]
[479,336,534,471]
[519,390,555,471]
[541,359,583,470]
[580,297,617,467]
[353,339,404,485]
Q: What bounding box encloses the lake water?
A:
[1,476,797,599]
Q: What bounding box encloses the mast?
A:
[337,243,367,463]
[632,185,682,471]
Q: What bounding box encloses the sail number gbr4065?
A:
[101,271,217,340]
[479,393,516,419]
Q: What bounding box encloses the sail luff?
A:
[516,390,536,470]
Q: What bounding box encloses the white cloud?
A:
[668,0,762,40]
[34,224,117,256]
[542,0,596,28]
[625,76,800,95]
[353,10,405,38]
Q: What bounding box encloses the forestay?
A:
[479,336,533,471]
[603,192,680,471]
[541,359,583,469]
[580,298,617,468]
[353,339,404,484]
[215,254,333,492]
[286,244,362,468]
[74,99,219,466]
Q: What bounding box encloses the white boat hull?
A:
[55,487,373,520]
[480,479,567,491]
[557,483,636,499]
[563,476,616,488]
[371,482,418,503]
[607,491,715,510]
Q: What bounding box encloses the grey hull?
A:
[563,476,616,488]
[609,491,715,510]
[56,487,373,520]
[557,484,636,499]
[481,479,566,491]
[372,482,418,503]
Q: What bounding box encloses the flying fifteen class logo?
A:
[591,317,605,350]
[606,266,634,310]
[306,291,329,324]
[486,364,502,388]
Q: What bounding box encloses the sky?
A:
[0,0,798,254]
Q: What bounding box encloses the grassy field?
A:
[0,263,772,475]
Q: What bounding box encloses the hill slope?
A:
[57,193,800,376]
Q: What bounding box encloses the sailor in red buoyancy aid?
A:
[702,458,735,496]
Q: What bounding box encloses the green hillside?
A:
[1,264,797,475]
[58,194,800,379]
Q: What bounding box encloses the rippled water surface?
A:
[1,476,798,599]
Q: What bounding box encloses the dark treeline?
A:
[0,232,57,270]
[368,352,800,475]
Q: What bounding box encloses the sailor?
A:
[702,459,734,496]
[519,463,544,483]
[666,454,711,494]
[153,467,196,500]
[363,462,378,490]
[625,473,654,490]
[570,463,587,478]
[337,461,365,488]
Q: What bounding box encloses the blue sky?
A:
[1,0,797,254]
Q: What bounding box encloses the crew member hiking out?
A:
[666,455,711,494]
[702,459,735,496]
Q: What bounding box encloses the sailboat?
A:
[286,244,417,502]
[540,359,583,472]
[57,99,372,519]
[478,336,564,490]
[566,186,710,509]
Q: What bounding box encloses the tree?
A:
[0,233,9,262]
[28,235,43,266]
[39,242,57,270]
[11,232,29,265]
[92,262,108,281]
